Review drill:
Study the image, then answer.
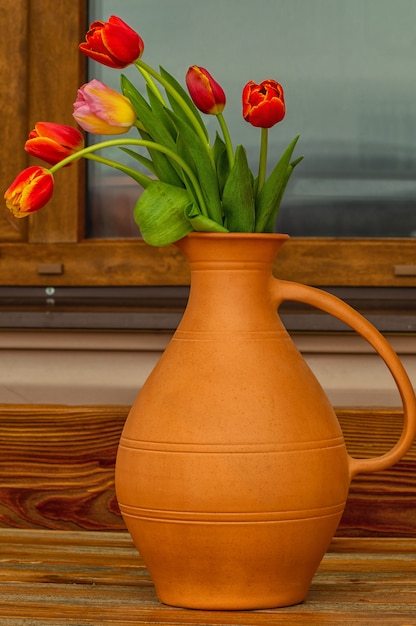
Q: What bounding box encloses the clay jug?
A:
[115,232,416,610]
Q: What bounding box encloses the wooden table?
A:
[0,529,415,625]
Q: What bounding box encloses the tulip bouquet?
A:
[5,15,302,246]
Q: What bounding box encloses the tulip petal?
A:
[246,98,286,128]
[101,23,142,64]
[25,137,78,165]
[31,122,83,148]
[78,44,122,69]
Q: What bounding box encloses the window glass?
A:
[87,0,416,238]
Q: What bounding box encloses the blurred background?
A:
[87,0,416,238]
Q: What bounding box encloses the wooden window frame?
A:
[1,0,415,290]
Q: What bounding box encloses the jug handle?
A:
[272,278,416,480]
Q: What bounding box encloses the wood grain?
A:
[0,0,28,242]
[0,240,190,287]
[27,0,87,244]
[0,529,415,624]
[0,405,414,535]
[1,239,416,286]
[0,405,126,530]
[338,410,416,537]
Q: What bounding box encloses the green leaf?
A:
[221,144,255,232]
[146,85,178,140]
[121,76,176,150]
[121,76,185,187]
[264,157,304,232]
[255,135,302,232]
[119,147,157,175]
[134,180,193,246]
[136,128,184,187]
[159,66,209,142]
[120,76,151,120]
[212,133,229,195]
[169,110,223,224]
[184,204,229,233]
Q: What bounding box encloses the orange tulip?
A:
[79,15,144,69]
[242,79,285,128]
[25,122,84,165]
[4,166,54,218]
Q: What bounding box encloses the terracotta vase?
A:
[115,232,416,610]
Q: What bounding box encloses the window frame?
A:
[1,0,415,289]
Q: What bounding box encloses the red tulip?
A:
[186,66,226,115]
[4,166,54,218]
[242,79,285,128]
[79,15,144,69]
[25,122,84,165]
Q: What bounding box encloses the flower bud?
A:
[4,166,54,217]
[186,66,226,115]
[79,15,144,69]
[25,122,84,165]
[242,79,285,128]
[73,80,137,135]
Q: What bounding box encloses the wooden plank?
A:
[0,405,127,530]
[0,405,415,536]
[1,239,416,286]
[1,0,86,246]
[337,410,416,537]
[27,0,87,244]
[0,0,28,242]
[276,238,416,287]
[0,530,415,624]
[0,241,189,287]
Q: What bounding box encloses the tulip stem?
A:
[136,65,166,105]
[216,113,234,168]
[49,138,208,217]
[257,128,268,195]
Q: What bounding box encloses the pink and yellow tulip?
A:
[73,79,137,135]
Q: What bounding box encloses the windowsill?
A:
[0,286,415,332]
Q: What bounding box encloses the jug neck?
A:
[174,232,289,332]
